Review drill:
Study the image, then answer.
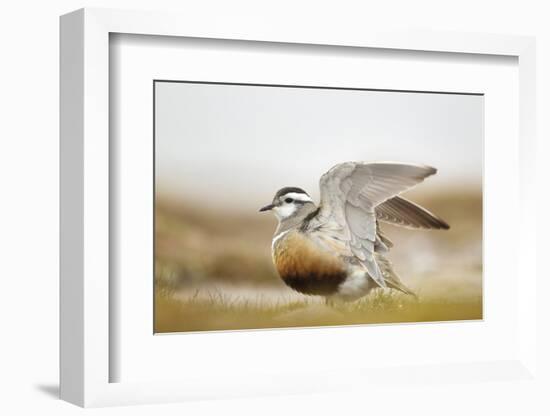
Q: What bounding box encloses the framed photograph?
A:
[60,8,538,408]
[152,80,481,333]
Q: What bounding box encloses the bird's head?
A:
[259,187,316,222]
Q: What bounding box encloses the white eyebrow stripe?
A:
[283,192,313,202]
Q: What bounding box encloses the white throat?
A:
[273,204,298,221]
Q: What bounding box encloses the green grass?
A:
[154,287,482,333]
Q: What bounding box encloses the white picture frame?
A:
[60,7,538,408]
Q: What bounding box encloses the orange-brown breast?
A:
[272,230,348,296]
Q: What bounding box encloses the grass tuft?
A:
[154,287,482,333]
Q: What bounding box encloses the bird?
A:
[259,162,450,302]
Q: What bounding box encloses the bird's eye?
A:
[284,198,293,203]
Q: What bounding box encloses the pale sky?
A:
[155,81,483,209]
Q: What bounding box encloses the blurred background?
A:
[154,81,483,332]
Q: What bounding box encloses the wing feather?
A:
[311,162,438,287]
[376,196,450,230]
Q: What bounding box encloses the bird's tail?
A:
[375,254,417,298]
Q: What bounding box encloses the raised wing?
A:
[312,162,437,287]
[376,196,450,230]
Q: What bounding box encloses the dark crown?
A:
[275,187,308,199]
